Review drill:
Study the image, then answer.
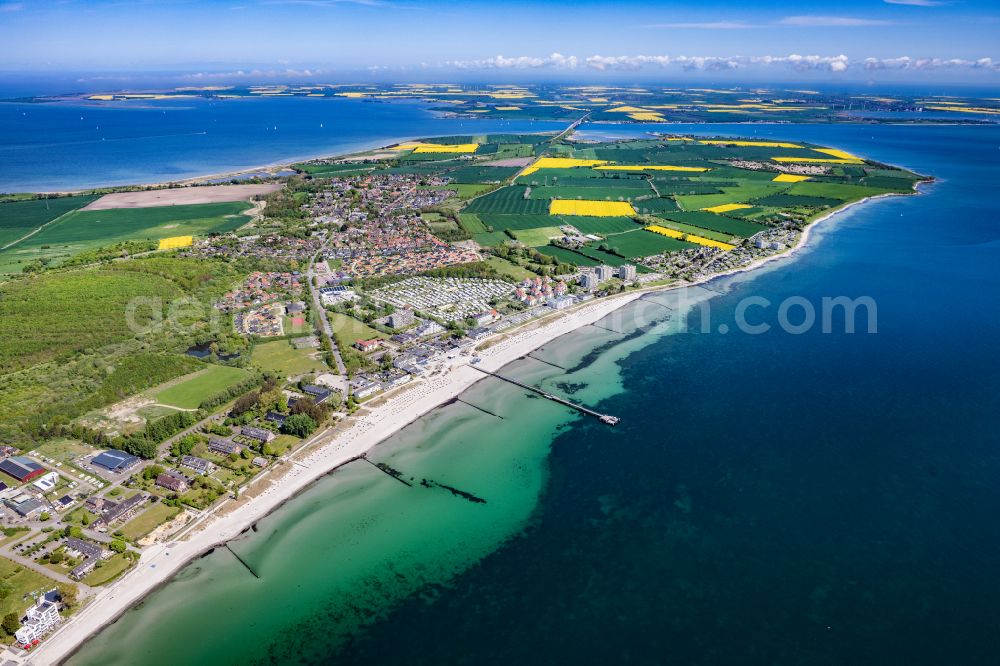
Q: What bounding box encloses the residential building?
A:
[546,295,575,311]
[155,471,189,493]
[618,264,637,281]
[264,411,288,427]
[578,272,599,292]
[91,449,141,474]
[71,558,98,580]
[301,384,332,404]
[595,265,615,282]
[354,338,382,353]
[14,592,61,646]
[251,457,269,468]
[93,493,147,527]
[0,456,45,482]
[471,310,499,327]
[240,426,276,444]
[64,537,103,561]
[387,308,415,330]
[349,379,380,399]
[208,437,243,456]
[180,455,216,475]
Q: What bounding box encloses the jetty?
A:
[471,366,619,425]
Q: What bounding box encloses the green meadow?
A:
[154,365,251,409]
[0,201,252,274]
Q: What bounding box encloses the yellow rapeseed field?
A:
[772,174,811,183]
[700,140,804,148]
[628,113,666,121]
[645,225,736,251]
[413,143,479,153]
[772,156,864,165]
[521,157,609,176]
[390,142,479,153]
[813,148,861,160]
[494,106,521,111]
[595,165,710,172]
[550,200,637,217]
[158,236,193,250]
[607,106,649,113]
[702,203,752,214]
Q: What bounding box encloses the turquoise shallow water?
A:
[68,121,1000,665]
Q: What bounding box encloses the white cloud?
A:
[777,16,892,26]
[440,53,999,74]
[863,56,998,71]
[446,53,579,70]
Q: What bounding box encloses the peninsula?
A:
[0,120,925,663]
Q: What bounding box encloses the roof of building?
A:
[92,449,141,472]
[65,537,102,560]
[240,426,274,440]
[0,456,44,481]
[180,455,214,470]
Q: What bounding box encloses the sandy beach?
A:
[24,180,925,666]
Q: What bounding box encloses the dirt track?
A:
[83,183,282,210]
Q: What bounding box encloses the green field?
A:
[601,230,699,258]
[329,313,387,346]
[155,365,251,409]
[0,269,183,373]
[536,245,601,267]
[482,255,537,280]
[0,556,65,617]
[0,194,99,248]
[0,201,252,273]
[657,211,768,238]
[512,226,562,246]
[120,502,181,541]
[463,187,549,215]
[252,340,326,377]
[82,553,136,586]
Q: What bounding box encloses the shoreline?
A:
[34,179,920,665]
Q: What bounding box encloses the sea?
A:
[6,94,998,665]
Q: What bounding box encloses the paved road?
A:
[306,242,348,375]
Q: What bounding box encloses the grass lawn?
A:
[252,340,326,377]
[328,313,387,346]
[154,365,250,409]
[120,502,181,541]
[0,556,65,617]
[511,226,562,247]
[270,434,300,456]
[0,201,252,273]
[482,256,537,280]
[82,553,136,587]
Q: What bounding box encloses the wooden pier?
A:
[471,366,619,425]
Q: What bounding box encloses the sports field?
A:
[154,365,251,409]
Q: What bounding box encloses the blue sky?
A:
[1,0,998,83]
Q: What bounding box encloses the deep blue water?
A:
[324,124,1000,664]
[0,96,565,192]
